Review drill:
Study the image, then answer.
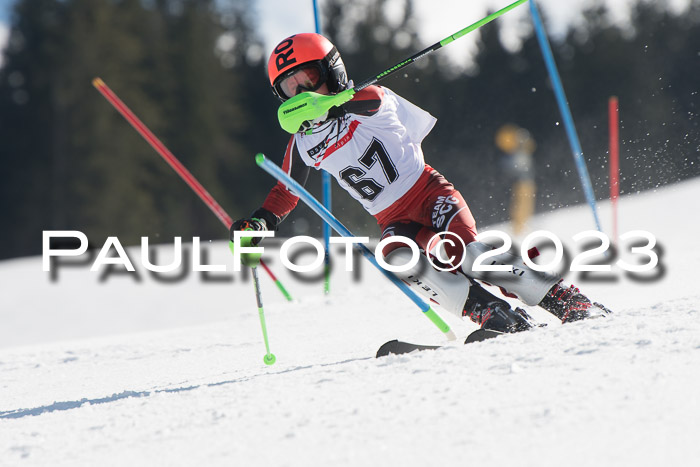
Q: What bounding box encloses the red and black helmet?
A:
[267,33,348,101]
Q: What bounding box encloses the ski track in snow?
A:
[1,178,699,466]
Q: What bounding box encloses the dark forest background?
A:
[1,0,698,260]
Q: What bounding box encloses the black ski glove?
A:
[230,208,280,245]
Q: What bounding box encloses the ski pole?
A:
[252,265,276,365]
[231,234,276,365]
[92,77,293,301]
[278,0,529,133]
[255,154,457,341]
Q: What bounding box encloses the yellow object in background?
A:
[495,124,537,235]
[511,180,536,235]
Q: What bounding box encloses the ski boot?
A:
[539,280,612,323]
[463,280,534,333]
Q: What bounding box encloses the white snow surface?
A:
[1,178,699,466]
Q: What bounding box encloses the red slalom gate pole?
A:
[93,77,292,301]
[609,96,620,244]
[93,78,231,227]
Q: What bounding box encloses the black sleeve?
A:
[338,85,384,117]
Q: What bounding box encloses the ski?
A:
[376,340,442,357]
[376,329,504,358]
[465,329,503,344]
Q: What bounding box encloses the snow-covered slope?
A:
[1,178,699,466]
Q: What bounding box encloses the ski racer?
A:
[232,33,611,333]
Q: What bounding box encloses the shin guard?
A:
[384,248,470,318]
[461,241,559,306]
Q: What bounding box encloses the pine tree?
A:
[0,0,68,257]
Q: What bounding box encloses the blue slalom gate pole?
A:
[312,0,333,294]
[312,0,322,35]
[529,0,603,232]
[255,153,456,341]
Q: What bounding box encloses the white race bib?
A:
[294,88,437,215]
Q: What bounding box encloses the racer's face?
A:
[276,64,329,99]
